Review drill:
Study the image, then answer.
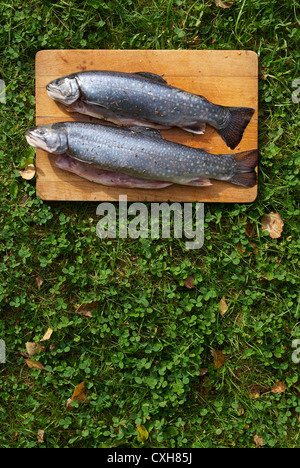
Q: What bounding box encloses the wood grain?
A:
[35,49,258,202]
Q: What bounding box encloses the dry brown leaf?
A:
[37,429,45,443]
[245,220,256,238]
[211,349,226,369]
[35,276,44,289]
[66,398,73,408]
[190,35,201,45]
[250,384,268,398]
[76,302,98,317]
[215,0,234,8]
[72,381,88,403]
[18,164,36,180]
[271,381,286,394]
[261,212,284,239]
[25,359,45,370]
[219,296,228,316]
[25,342,44,357]
[40,328,53,342]
[184,275,196,289]
[254,434,264,446]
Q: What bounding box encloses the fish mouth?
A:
[25,128,52,152]
[25,128,40,148]
[46,84,71,104]
[46,80,80,105]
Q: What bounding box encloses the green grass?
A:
[0,0,299,448]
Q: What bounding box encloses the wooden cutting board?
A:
[35,49,258,202]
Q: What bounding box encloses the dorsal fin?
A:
[133,72,167,84]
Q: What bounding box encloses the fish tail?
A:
[230,149,258,187]
[217,107,255,149]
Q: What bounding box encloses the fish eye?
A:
[38,129,46,135]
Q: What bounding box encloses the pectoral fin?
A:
[181,178,212,187]
[133,72,167,84]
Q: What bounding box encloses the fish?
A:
[54,154,174,189]
[25,122,258,188]
[46,71,255,150]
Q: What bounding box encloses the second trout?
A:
[26,122,257,189]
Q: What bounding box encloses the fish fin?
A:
[181,122,206,134]
[217,107,255,149]
[128,126,165,139]
[133,72,167,84]
[182,178,212,187]
[230,150,258,187]
[54,154,172,189]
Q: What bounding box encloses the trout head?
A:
[25,125,68,153]
[46,75,80,105]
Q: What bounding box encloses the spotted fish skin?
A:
[26,122,258,188]
[46,71,255,149]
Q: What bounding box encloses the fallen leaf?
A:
[18,164,36,180]
[184,275,195,289]
[271,381,286,394]
[254,434,264,446]
[35,276,44,289]
[245,220,256,238]
[136,424,149,442]
[211,349,226,369]
[76,301,98,317]
[40,328,53,342]
[215,0,234,8]
[261,212,284,239]
[219,296,228,316]
[72,381,87,403]
[250,384,268,398]
[25,359,45,370]
[37,429,44,443]
[25,342,44,357]
[66,398,73,408]
[190,35,201,45]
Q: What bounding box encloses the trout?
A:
[26,122,257,189]
[46,71,255,150]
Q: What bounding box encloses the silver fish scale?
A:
[75,71,228,129]
[60,122,236,184]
